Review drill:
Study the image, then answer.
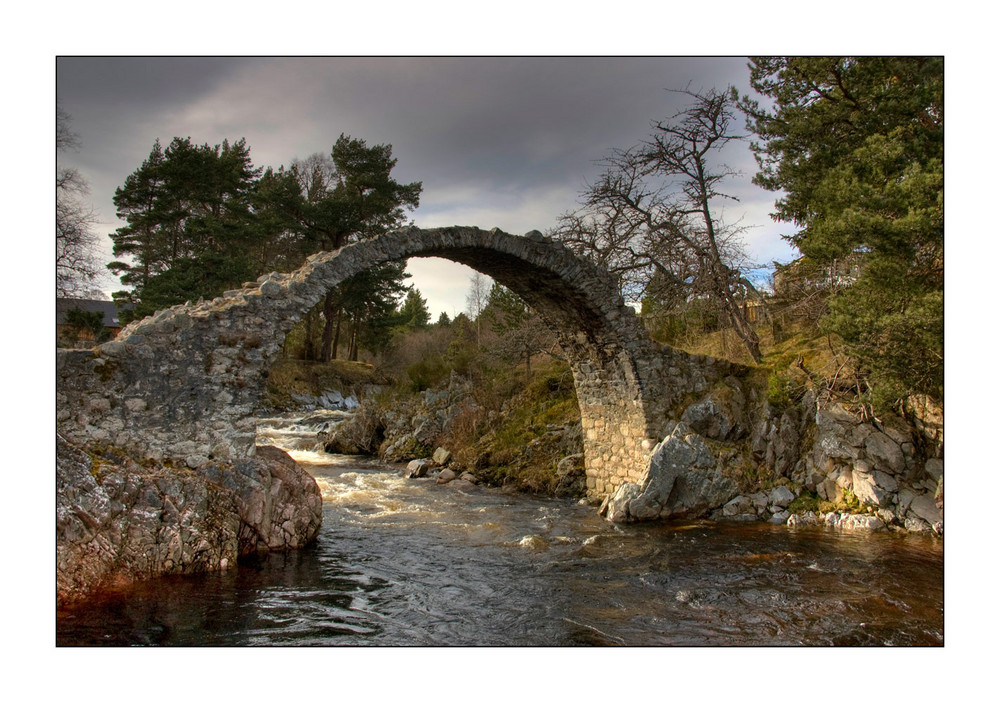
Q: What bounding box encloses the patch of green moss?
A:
[445,361,578,495]
[394,435,432,460]
[766,371,794,410]
[838,488,861,511]
[787,491,836,514]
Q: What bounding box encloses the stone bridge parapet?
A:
[56,226,737,500]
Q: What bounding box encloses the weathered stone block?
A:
[865,431,906,474]
[769,485,795,509]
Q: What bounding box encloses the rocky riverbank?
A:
[323,368,586,495]
[56,435,322,605]
[325,369,944,535]
[600,386,943,535]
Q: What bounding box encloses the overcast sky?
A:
[57,56,797,317]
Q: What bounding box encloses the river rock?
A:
[864,431,906,475]
[852,469,893,507]
[773,408,801,476]
[840,514,886,532]
[723,495,755,517]
[924,458,943,481]
[432,447,452,466]
[820,511,885,532]
[787,511,820,527]
[555,453,586,498]
[198,444,323,553]
[604,482,641,522]
[436,468,457,485]
[904,516,932,533]
[750,491,769,514]
[404,458,431,478]
[769,485,795,509]
[605,422,737,522]
[57,435,241,605]
[679,377,747,441]
[907,493,942,525]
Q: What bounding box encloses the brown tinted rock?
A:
[435,468,457,484]
[57,436,240,606]
[403,458,431,478]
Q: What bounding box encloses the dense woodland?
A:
[59,57,943,418]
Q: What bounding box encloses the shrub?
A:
[406,356,448,392]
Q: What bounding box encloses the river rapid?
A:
[56,410,944,646]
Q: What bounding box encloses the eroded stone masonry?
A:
[57,226,732,501]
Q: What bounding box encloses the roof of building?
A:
[56,298,132,328]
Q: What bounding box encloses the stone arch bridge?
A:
[57,226,734,500]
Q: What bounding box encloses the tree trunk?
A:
[320,290,338,362]
[708,262,763,364]
[331,306,343,360]
[348,317,359,362]
[303,309,316,361]
[723,298,762,363]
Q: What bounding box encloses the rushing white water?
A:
[255,409,354,465]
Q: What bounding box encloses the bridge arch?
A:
[56,226,719,500]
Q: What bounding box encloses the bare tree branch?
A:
[550,88,763,362]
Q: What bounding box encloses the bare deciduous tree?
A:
[551,88,763,363]
[57,106,105,297]
[465,271,492,345]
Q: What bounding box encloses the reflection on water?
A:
[56,414,944,646]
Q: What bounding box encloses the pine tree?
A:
[397,287,431,330]
[289,135,422,361]
[742,57,943,408]
[109,136,264,320]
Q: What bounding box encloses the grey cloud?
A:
[55,56,796,305]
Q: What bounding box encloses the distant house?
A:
[57,298,133,344]
[773,256,861,299]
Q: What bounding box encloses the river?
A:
[56,409,944,646]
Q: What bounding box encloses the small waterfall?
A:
[256,408,354,465]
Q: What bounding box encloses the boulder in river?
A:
[435,468,457,485]
[403,458,431,478]
[57,435,322,605]
[604,422,738,522]
[57,435,239,605]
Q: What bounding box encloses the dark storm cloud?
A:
[57,57,244,109]
[58,56,759,204]
[291,56,754,190]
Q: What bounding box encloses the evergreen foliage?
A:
[396,287,432,330]
[108,132,422,350]
[110,136,264,320]
[62,307,110,343]
[742,57,943,408]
